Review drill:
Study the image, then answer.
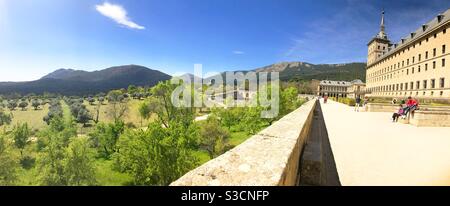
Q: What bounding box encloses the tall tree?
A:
[0,134,19,185]
[113,122,199,185]
[138,101,152,127]
[63,137,97,186]
[11,123,31,158]
[200,117,230,159]
[107,90,128,122]
[89,121,125,158]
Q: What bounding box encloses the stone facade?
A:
[312,79,366,98]
[366,9,450,100]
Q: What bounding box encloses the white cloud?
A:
[233,50,245,55]
[96,2,145,30]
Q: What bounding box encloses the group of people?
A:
[392,97,420,122]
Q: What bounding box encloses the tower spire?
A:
[377,9,388,40]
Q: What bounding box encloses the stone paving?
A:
[320,100,450,186]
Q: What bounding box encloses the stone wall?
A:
[410,110,450,127]
[170,99,318,186]
[366,103,398,112]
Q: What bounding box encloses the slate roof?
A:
[369,8,450,66]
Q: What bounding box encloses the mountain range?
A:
[0,62,366,96]
[0,65,171,96]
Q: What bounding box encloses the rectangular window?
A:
[407,59,409,65]
[433,61,436,69]
[444,29,447,34]
[423,80,427,89]
[440,78,445,88]
[418,54,421,61]
[425,63,428,71]
[433,48,437,57]
[443,45,446,54]
[413,57,415,64]
[407,69,409,75]
[443,59,446,67]
[418,65,421,72]
[410,82,414,90]
[412,67,415,74]
[431,79,436,89]
[416,81,420,89]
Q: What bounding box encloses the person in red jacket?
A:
[403,97,418,117]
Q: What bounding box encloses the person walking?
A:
[355,96,361,112]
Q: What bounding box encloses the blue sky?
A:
[1,0,450,81]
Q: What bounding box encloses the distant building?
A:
[366,9,450,99]
[206,89,257,107]
[312,79,366,98]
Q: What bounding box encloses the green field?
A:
[3,104,49,131]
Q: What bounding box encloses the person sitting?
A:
[392,104,404,122]
[403,97,418,118]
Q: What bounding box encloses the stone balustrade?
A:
[170,99,318,186]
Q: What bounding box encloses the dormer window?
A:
[437,14,444,23]
[401,38,406,43]
[422,24,428,31]
[411,32,415,38]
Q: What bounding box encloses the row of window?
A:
[319,86,348,92]
[369,26,448,68]
[368,58,446,83]
[373,90,445,97]
[368,78,446,92]
[369,44,446,78]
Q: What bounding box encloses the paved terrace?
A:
[321,100,450,186]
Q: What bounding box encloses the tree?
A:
[138,101,152,127]
[280,86,302,116]
[18,101,28,111]
[32,99,41,110]
[11,123,31,158]
[43,100,63,125]
[37,118,96,185]
[63,137,97,186]
[200,117,230,159]
[88,97,95,105]
[113,122,199,185]
[0,111,12,127]
[0,134,19,185]
[149,81,195,128]
[89,121,125,158]
[241,107,266,135]
[107,90,128,122]
[76,108,92,127]
[98,96,105,105]
[7,100,17,111]
[128,85,138,95]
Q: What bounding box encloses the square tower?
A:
[367,11,391,65]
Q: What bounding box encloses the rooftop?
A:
[369,8,450,67]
